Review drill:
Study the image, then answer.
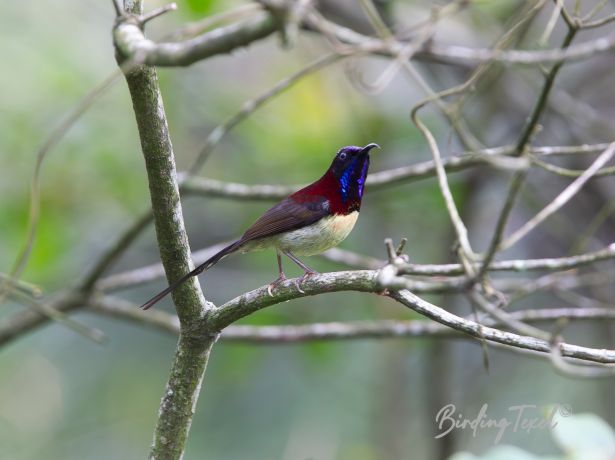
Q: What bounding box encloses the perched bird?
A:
[140,143,380,310]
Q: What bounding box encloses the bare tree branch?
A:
[112,3,615,69]
[179,143,614,200]
[477,25,578,281]
[389,290,615,364]
[114,11,280,67]
[502,142,615,250]
[581,13,615,29]
[3,3,615,457]
[0,291,85,347]
[166,3,263,42]
[410,90,476,265]
[1,238,611,350]
[323,244,615,276]
[89,297,615,343]
[96,242,615,293]
[303,10,615,66]
[118,2,214,456]
[11,290,106,344]
[79,210,153,291]
[192,269,615,364]
[0,273,42,298]
[97,241,232,292]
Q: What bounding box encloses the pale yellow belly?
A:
[243,211,359,256]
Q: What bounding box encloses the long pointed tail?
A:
[140,240,243,310]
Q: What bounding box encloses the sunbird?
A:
[140,143,380,310]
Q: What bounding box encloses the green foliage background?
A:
[1,1,614,459]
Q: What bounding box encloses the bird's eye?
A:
[339,151,347,160]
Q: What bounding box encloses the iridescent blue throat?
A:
[339,157,369,203]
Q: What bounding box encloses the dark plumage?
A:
[140,143,379,310]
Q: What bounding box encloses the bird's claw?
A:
[294,270,317,294]
[294,279,305,294]
[267,274,287,297]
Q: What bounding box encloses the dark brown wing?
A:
[240,195,329,242]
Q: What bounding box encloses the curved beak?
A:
[361,143,381,154]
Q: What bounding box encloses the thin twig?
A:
[398,244,615,275]
[468,289,550,341]
[89,298,615,343]
[569,198,615,254]
[303,11,615,65]
[97,241,232,291]
[533,143,613,156]
[98,243,615,292]
[0,291,96,347]
[112,5,615,68]
[188,53,344,175]
[401,3,551,272]
[581,0,609,23]
[165,3,262,42]
[0,273,42,298]
[11,290,106,344]
[112,0,123,17]
[501,143,615,250]
[179,142,614,200]
[139,2,177,25]
[540,0,564,46]
[3,267,615,366]
[389,290,615,364]
[410,96,475,262]
[80,210,153,291]
[581,13,615,29]
[0,68,123,306]
[549,331,615,378]
[530,155,615,178]
[476,25,578,281]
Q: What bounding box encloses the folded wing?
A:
[241,195,329,243]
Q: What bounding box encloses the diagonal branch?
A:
[202,270,615,364]
[89,297,615,343]
[2,266,614,367]
[476,25,579,281]
[501,142,615,250]
[410,103,475,262]
[389,290,615,364]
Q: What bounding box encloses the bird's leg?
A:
[267,250,287,297]
[283,250,318,294]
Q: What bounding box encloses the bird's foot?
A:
[294,270,318,294]
[267,273,287,297]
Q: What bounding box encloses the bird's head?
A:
[329,143,380,204]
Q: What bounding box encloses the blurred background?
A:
[1,0,614,459]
